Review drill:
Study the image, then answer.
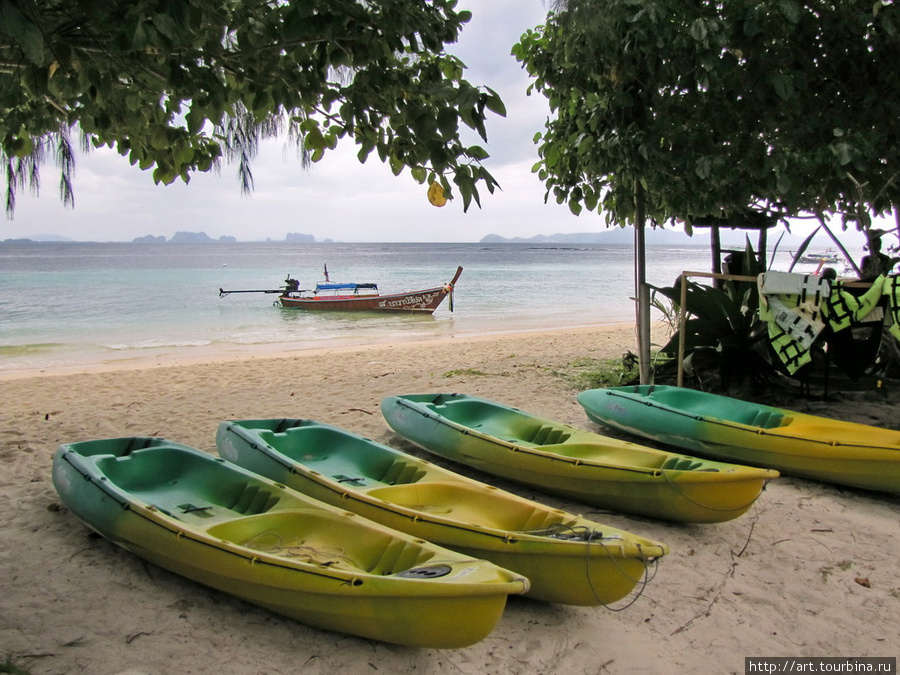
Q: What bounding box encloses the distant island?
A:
[129,232,315,243]
[2,231,325,244]
[165,231,237,243]
[2,234,75,243]
[480,229,700,245]
[478,228,800,247]
[285,232,315,243]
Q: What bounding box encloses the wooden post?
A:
[634,182,651,384]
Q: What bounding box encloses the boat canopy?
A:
[315,282,378,291]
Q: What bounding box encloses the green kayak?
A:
[380,393,778,523]
[217,417,668,606]
[52,436,528,648]
[577,385,900,494]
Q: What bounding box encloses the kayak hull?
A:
[577,385,900,494]
[216,418,669,606]
[52,437,528,648]
[380,394,777,523]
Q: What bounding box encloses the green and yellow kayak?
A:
[52,437,528,648]
[577,385,900,494]
[217,418,669,606]
[380,394,778,523]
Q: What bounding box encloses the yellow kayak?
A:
[381,393,778,523]
[217,418,669,606]
[52,436,528,648]
[578,385,900,494]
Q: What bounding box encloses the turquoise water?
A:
[0,241,717,373]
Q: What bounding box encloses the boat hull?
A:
[380,394,778,523]
[52,437,527,648]
[577,385,900,494]
[216,418,669,606]
[278,267,462,313]
[279,286,449,312]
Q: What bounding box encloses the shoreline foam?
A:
[0,321,640,380]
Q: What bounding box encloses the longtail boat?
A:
[216,418,669,606]
[577,384,900,494]
[381,394,778,524]
[220,266,462,314]
[52,436,528,648]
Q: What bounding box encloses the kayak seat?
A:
[98,449,281,517]
[224,483,280,515]
[272,438,421,486]
[380,459,428,486]
[367,538,433,576]
[207,510,416,574]
[520,425,572,446]
[747,411,791,429]
[157,483,281,520]
[520,510,574,532]
[660,456,713,472]
[366,482,569,532]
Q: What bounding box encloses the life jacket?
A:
[758,272,830,372]
[757,273,890,375]
[823,276,885,331]
[883,276,900,342]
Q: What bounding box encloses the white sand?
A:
[2,324,898,674]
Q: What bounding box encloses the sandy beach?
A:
[2,324,898,675]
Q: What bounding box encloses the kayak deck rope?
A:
[527,522,663,610]
[590,536,662,612]
[659,466,772,514]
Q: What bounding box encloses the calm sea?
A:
[0,240,722,374]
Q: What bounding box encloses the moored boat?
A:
[52,436,528,648]
[216,418,669,606]
[220,266,462,314]
[380,394,778,523]
[577,385,900,494]
[796,250,843,265]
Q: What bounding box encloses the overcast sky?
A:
[1,1,875,247]
[5,1,579,243]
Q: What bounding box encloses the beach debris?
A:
[855,577,872,588]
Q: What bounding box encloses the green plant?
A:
[551,354,642,390]
[442,368,490,378]
[1,658,32,675]
[652,240,776,388]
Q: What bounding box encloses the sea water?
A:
[0,240,725,373]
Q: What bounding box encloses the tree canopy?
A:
[514,0,900,235]
[1,0,505,216]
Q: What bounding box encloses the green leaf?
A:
[357,139,375,163]
[153,166,177,184]
[769,72,794,101]
[832,141,855,166]
[689,19,708,42]
[436,108,458,137]
[466,145,489,160]
[568,199,583,216]
[778,0,802,23]
[305,126,326,150]
[483,88,507,117]
[411,166,427,183]
[0,4,46,65]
